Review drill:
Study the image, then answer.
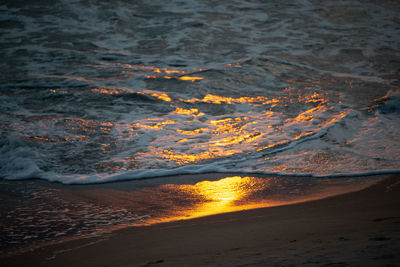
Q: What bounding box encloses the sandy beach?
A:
[3,174,400,267]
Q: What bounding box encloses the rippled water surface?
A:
[1,0,399,183]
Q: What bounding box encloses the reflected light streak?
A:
[210,117,247,134]
[227,63,243,68]
[325,112,347,124]
[32,136,52,142]
[134,120,175,130]
[146,68,203,82]
[179,76,203,82]
[146,176,275,222]
[291,106,324,123]
[176,128,208,135]
[92,88,125,95]
[130,88,337,166]
[207,133,262,147]
[174,107,205,117]
[192,176,263,202]
[161,149,235,164]
[91,88,173,103]
[146,75,203,82]
[184,94,279,105]
[150,92,172,102]
[164,70,182,74]
[306,92,328,104]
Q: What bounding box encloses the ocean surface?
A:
[1,0,400,256]
[1,0,400,184]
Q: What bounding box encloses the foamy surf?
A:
[1,0,399,184]
[1,86,399,184]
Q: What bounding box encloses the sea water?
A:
[1,0,399,183]
[0,0,400,254]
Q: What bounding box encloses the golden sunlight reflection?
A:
[190,176,257,204]
[92,88,125,95]
[206,133,262,147]
[145,67,203,82]
[184,94,279,105]
[174,107,205,117]
[129,88,341,166]
[178,76,203,82]
[160,149,235,164]
[291,106,325,123]
[142,176,275,222]
[140,176,305,224]
[149,92,171,102]
[65,176,376,229]
[176,128,208,135]
[210,117,248,134]
[91,87,174,103]
[133,120,175,130]
[132,175,374,226]
[158,116,262,164]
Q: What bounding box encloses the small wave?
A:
[5,164,400,185]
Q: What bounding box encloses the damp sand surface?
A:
[0,173,379,255]
[3,174,400,266]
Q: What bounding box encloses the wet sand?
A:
[3,174,400,266]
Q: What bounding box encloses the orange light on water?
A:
[160,149,235,164]
[160,150,212,164]
[32,136,51,142]
[146,75,203,82]
[149,176,273,221]
[174,107,205,117]
[128,87,338,167]
[325,112,347,125]
[306,92,328,104]
[206,133,262,147]
[150,92,172,102]
[210,117,247,134]
[134,120,175,130]
[194,176,261,202]
[92,88,124,95]
[164,70,183,74]
[291,106,323,123]
[178,76,203,82]
[176,128,208,135]
[184,94,279,105]
[145,68,203,82]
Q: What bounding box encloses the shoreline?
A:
[3,169,400,185]
[3,174,400,266]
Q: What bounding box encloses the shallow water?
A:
[1,0,400,183]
